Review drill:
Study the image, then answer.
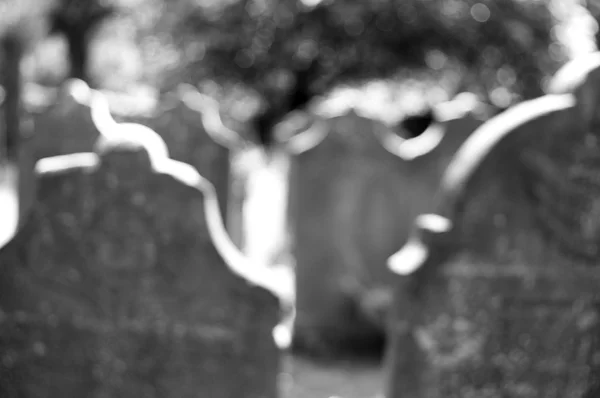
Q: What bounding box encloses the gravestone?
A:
[0,132,286,397]
[27,81,242,223]
[385,54,600,398]
[285,109,407,357]
[116,85,242,220]
[284,97,483,357]
[28,80,100,160]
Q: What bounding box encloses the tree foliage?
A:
[48,0,131,83]
[148,0,569,145]
[24,0,587,145]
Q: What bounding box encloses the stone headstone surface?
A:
[385,72,600,397]
[26,83,234,221]
[0,137,281,397]
[28,85,100,161]
[117,91,233,219]
[287,110,407,357]
[286,104,483,357]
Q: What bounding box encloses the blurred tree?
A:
[0,0,54,45]
[48,0,120,85]
[144,0,568,146]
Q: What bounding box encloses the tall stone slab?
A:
[27,81,244,226]
[117,85,244,220]
[285,109,407,357]
[385,54,600,398]
[0,131,287,397]
[28,81,101,160]
[284,96,483,357]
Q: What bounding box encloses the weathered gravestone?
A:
[27,80,245,229]
[114,84,246,221]
[282,95,484,357]
[385,54,600,398]
[28,80,101,160]
[0,130,291,397]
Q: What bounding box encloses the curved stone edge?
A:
[61,79,248,151]
[24,79,293,303]
[280,107,397,156]
[240,93,482,159]
[387,93,576,277]
[29,142,294,309]
[376,93,484,161]
[175,84,248,150]
[441,94,575,207]
[375,121,446,161]
[280,117,331,155]
[546,52,600,95]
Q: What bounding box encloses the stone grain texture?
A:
[385,53,600,398]
[0,136,281,398]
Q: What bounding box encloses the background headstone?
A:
[25,82,237,226]
[286,110,412,357]
[0,138,282,398]
[385,89,600,397]
[286,102,483,357]
[116,90,235,220]
[28,82,100,161]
